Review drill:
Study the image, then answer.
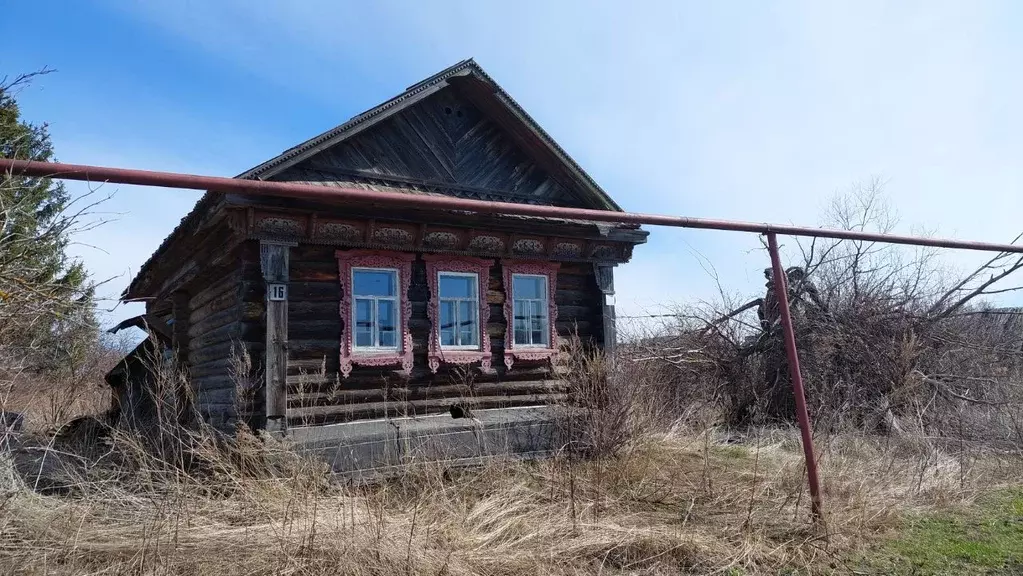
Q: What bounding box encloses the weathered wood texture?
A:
[180,241,261,431]
[274,87,592,208]
[283,245,603,426]
[594,264,616,358]
[260,242,292,430]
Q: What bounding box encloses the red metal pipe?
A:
[4,159,1023,253]
[767,232,824,521]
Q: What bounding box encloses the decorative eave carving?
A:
[244,209,636,264]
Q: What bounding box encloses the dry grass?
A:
[2,421,1019,576]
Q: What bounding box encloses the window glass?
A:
[352,268,399,349]
[438,272,480,348]
[440,275,476,299]
[354,270,396,297]
[458,301,477,346]
[355,299,374,347]
[512,276,544,300]
[512,274,549,346]
[439,300,456,346]
[378,300,396,348]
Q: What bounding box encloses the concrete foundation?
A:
[286,406,569,479]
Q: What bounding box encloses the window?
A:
[512,274,549,347]
[501,261,560,370]
[424,255,493,373]
[336,250,415,378]
[352,268,399,350]
[438,272,479,349]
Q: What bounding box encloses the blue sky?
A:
[3,1,1023,329]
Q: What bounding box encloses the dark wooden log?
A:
[286,393,567,426]
[287,379,567,407]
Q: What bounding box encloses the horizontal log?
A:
[287,393,566,426]
[286,362,561,389]
[188,307,241,340]
[289,282,340,302]
[191,322,245,349]
[288,319,342,340]
[290,301,340,319]
[189,272,241,311]
[193,387,238,406]
[290,261,339,282]
[192,375,241,392]
[288,379,567,407]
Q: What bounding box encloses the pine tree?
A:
[0,71,96,374]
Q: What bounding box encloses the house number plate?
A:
[268,284,287,301]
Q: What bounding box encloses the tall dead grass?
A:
[3,412,1020,575]
[1,338,1020,575]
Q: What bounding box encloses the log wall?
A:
[184,242,262,430]
[282,243,605,427]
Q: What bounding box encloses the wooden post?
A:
[593,264,616,358]
[171,291,192,422]
[260,240,295,433]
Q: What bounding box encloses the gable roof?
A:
[238,59,623,211]
[124,60,630,300]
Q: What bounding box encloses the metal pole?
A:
[4,159,1023,254]
[766,232,824,521]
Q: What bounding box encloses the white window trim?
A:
[437,271,482,351]
[511,273,550,348]
[351,266,400,352]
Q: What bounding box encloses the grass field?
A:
[2,423,1021,575]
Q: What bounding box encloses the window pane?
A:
[440,274,476,299]
[378,300,396,348]
[531,300,547,345]
[513,300,529,345]
[513,275,545,300]
[458,301,477,346]
[355,299,373,347]
[439,301,456,346]
[354,270,396,297]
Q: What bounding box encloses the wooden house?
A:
[110,60,647,434]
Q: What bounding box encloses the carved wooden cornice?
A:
[244,209,632,264]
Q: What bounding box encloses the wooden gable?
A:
[241,60,622,211]
[273,87,589,207]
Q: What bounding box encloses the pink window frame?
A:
[502,260,560,370]
[335,249,414,378]
[424,255,493,373]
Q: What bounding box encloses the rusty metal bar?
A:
[4,159,1023,253]
[767,233,824,521]
[8,158,1023,525]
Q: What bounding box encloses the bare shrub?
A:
[624,179,1023,445]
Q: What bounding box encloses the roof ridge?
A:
[236,59,480,181]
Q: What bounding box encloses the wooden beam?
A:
[171,291,192,422]
[260,240,296,432]
[593,264,616,358]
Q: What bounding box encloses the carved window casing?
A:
[424,255,493,373]
[336,250,414,378]
[502,260,560,370]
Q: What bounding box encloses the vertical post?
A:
[260,240,295,433]
[593,264,617,358]
[171,291,192,422]
[766,233,824,521]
